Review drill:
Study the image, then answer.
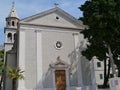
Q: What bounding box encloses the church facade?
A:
[4,4,97,90]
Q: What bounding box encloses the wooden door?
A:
[55,70,66,90]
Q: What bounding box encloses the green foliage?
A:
[7,67,24,80]
[79,0,120,87]
[79,0,120,62]
[0,50,4,61]
[0,50,4,75]
[7,67,24,90]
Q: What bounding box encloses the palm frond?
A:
[7,67,24,80]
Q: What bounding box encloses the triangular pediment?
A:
[50,56,70,68]
[20,7,85,29]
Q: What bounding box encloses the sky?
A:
[0,0,86,45]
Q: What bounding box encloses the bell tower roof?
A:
[8,2,19,18]
[5,2,19,28]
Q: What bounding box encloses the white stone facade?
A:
[4,7,97,90]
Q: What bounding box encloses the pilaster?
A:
[66,68,70,90]
[17,30,26,90]
[36,30,43,89]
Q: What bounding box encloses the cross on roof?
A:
[54,2,59,7]
[12,0,15,7]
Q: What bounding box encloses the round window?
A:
[55,41,62,49]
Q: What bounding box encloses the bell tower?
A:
[4,2,19,52]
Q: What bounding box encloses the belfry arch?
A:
[7,33,12,42]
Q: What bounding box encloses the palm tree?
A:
[7,67,24,90]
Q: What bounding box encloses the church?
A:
[4,3,97,90]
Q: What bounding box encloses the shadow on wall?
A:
[81,56,92,85]
[35,41,93,89]
[43,68,54,88]
[68,46,79,86]
[68,42,92,86]
[35,67,54,89]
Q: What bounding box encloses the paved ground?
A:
[98,89,109,90]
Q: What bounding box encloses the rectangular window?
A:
[100,74,103,79]
[97,62,101,67]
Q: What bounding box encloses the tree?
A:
[79,0,120,88]
[0,50,4,61]
[0,50,4,90]
[0,50,4,73]
[7,67,24,90]
[0,50,4,75]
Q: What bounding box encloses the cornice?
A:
[4,27,18,30]
[19,22,84,31]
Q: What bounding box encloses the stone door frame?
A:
[49,56,70,90]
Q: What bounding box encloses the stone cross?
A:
[54,3,59,7]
